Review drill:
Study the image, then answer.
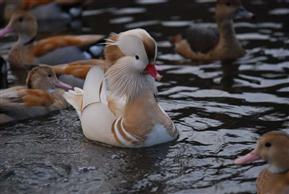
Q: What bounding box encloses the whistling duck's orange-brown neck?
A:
[216,17,237,46]
[214,2,254,52]
[15,22,37,46]
[213,15,245,61]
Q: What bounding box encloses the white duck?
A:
[64,31,178,148]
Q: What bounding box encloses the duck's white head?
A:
[104,29,159,78]
[120,28,158,63]
[105,31,158,100]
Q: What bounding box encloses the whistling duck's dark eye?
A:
[226,2,231,6]
[18,17,24,22]
[265,142,272,148]
[135,55,139,60]
[48,74,52,78]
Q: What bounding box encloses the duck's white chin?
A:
[268,165,289,174]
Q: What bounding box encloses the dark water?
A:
[1,0,289,193]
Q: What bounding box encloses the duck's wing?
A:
[0,88,57,124]
[2,88,54,106]
[0,101,49,125]
[52,59,107,79]
[32,35,105,58]
[184,25,219,54]
[0,87,26,102]
[82,65,108,107]
[58,75,84,88]
[53,59,107,88]
[63,66,107,117]
[21,0,54,9]
[36,46,88,65]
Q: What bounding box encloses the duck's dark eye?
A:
[226,2,231,6]
[48,74,52,78]
[18,17,24,22]
[265,142,272,148]
[135,55,139,60]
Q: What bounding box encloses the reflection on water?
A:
[1,0,289,193]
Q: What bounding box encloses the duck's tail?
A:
[63,87,84,117]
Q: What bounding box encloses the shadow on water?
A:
[0,56,8,89]
[1,0,289,193]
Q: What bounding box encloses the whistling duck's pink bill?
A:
[145,64,158,79]
[54,80,73,91]
[0,26,13,37]
[234,149,262,165]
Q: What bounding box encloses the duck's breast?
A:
[257,169,289,194]
[9,45,35,68]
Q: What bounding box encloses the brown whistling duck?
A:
[52,59,107,88]
[235,131,289,194]
[0,11,104,69]
[0,65,72,125]
[172,0,254,63]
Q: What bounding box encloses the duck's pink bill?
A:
[0,26,13,37]
[234,149,261,165]
[54,80,73,91]
[145,64,158,80]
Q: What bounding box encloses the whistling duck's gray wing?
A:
[58,74,84,88]
[184,25,219,54]
[0,89,50,125]
[30,3,71,21]
[0,102,49,125]
[36,45,104,65]
[36,46,88,65]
